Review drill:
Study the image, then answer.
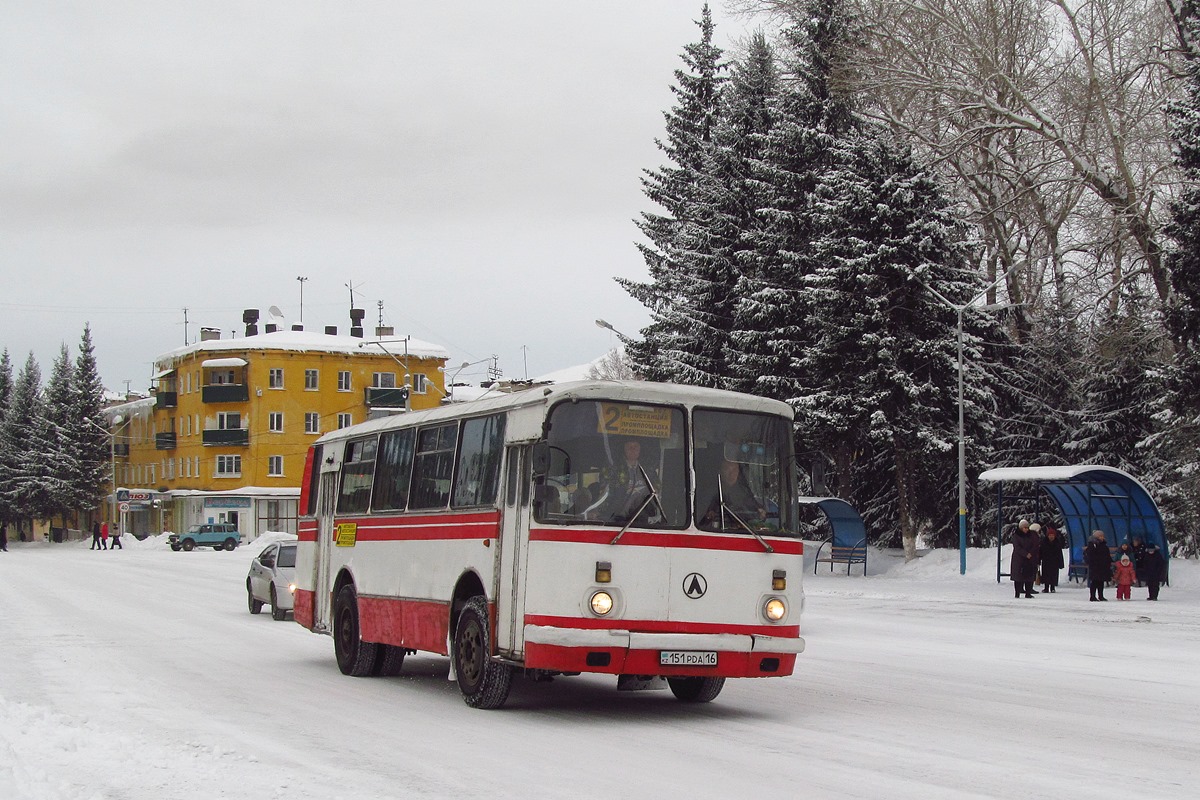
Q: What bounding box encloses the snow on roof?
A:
[156,329,449,367]
[201,357,248,368]
[978,465,1142,484]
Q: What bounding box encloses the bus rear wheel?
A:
[333,584,378,677]
[667,676,725,703]
[453,596,512,709]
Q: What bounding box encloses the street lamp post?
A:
[85,414,125,529]
[923,275,1020,575]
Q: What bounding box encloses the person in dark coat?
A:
[91,520,102,550]
[0,521,8,552]
[1140,544,1166,601]
[1131,537,1148,586]
[1010,519,1040,598]
[1083,530,1112,601]
[1039,525,1065,593]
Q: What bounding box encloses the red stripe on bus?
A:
[359,596,451,656]
[524,613,799,638]
[294,589,315,629]
[524,642,797,678]
[529,528,804,554]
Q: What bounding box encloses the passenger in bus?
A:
[600,439,659,524]
[702,459,766,530]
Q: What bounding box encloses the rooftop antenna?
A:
[377,300,384,328]
[182,307,190,345]
[296,276,308,323]
[268,305,284,320]
[522,345,529,380]
[346,279,363,312]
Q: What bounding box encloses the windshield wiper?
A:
[610,465,667,545]
[716,478,774,553]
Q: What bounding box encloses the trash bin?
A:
[51,527,64,543]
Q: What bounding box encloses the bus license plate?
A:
[660,651,717,667]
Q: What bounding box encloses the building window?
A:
[268,455,284,476]
[372,372,396,388]
[305,369,319,390]
[269,368,284,389]
[305,412,320,434]
[217,412,241,430]
[337,413,352,429]
[210,369,236,385]
[216,455,241,477]
[411,373,428,395]
[269,412,283,433]
[338,371,352,391]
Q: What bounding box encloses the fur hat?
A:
[1019,519,1029,528]
[1029,523,1041,533]
[1121,555,1131,564]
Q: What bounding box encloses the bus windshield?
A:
[535,400,796,536]
[692,409,796,536]
[537,400,687,528]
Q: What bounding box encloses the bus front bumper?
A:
[522,625,804,677]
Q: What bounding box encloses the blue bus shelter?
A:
[979,465,1169,584]
[801,497,868,575]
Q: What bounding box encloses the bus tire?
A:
[247,581,263,614]
[452,596,512,709]
[667,676,725,703]
[373,644,406,677]
[333,584,378,677]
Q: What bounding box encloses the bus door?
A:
[313,446,343,634]
[495,444,532,657]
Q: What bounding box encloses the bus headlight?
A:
[288,583,297,594]
[763,597,787,622]
[590,591,614,616]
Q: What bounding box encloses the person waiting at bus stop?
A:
[1084,530,1112,601]
[1010,519,1040,598]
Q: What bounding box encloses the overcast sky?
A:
[0,1,754,393]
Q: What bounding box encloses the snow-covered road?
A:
[2,537,1197,799]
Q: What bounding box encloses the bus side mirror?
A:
[531,442,549,476]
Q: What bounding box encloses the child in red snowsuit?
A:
[1113,554,1137,600]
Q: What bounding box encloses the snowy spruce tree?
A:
[623,4,731,385]
[42,343,79,529]
[727,0,858,401]
[0,354,54,535]
[1155,0,1200,555]
[69,324,112,521]
[803,130,1001,558]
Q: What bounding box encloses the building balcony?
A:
[202,429,249,446]
[155,432,177,450]
[202,384,249,403]
[366,386,410,408]
[111,443,130,458]
[155,391,178,409]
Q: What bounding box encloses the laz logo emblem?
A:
[682,572,707,599]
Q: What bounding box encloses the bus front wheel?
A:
[453,596,512,709]
[667,676,725,703]
[333,584,378,677]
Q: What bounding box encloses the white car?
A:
[247,541,297,621]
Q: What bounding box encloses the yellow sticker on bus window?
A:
[335,522,358,547]
[598,403,674,439]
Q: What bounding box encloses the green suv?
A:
[169,523,243,552]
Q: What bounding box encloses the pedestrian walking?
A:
[1039,525,1065,593]
[1010,519,1040,598]
[1113,555,1137,600]
[100,521,109,550]
[1084,530,1112,601]
[1140,544,1166,601]
[91,520,102,550]
[110,525,123,550]
[0,521,8,552]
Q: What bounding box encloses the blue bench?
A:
[813,537,867,575]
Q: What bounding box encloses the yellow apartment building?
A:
[102,317,448,538]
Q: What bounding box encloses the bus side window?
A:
[410,423,458,510]
[451,414,506,508]
[372,428,415,511]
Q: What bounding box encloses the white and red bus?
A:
[295,380,805,708]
